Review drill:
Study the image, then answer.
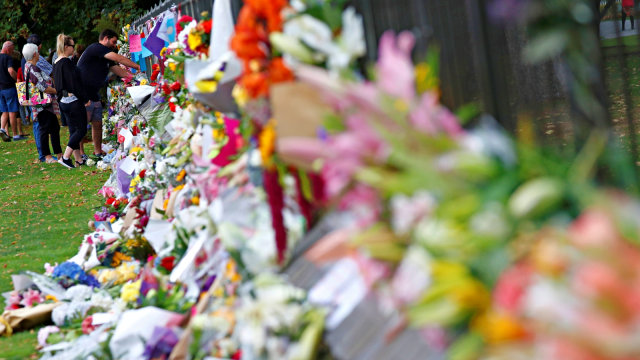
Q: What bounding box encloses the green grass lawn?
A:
[0,123,109,359]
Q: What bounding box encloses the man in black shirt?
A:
[77,29,140,158]
[0,41,24,142]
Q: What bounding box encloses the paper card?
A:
[118,128,134,151]
[129,34,142,53]
[11,274,34,292]
[308,258,367,330]
[140,57,147,72]
[169,231,208,283]
[118,156,136,175]
[126,85,155,107]
[165,18,176,43]
[140,38,153,58]
[143,219,172,253]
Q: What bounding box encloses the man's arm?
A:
[104,52,141,72]
[110,64,133,80]
[8,67,16,80]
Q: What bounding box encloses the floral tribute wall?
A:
[1,1,639,360]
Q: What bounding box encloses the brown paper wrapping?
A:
[0,303,60,336]
[150,189,166,220]
[271,81,330,139]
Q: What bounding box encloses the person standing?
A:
[77,29,140,160]
[22,43,61,164]
[21,34,54,162]
[0,41,25,142]
[53,34,88,168]
[623,0,635,30]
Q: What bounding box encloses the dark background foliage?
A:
[0,0,158,52]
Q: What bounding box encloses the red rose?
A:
[132,126,140,136]
[170,81,181,91]
[139,169,147,179]
[231,350,242,360]
[106,198,115,205]
[162,83,171,95]
[160,256,175,272]
[177,15,194,33]
[202,19,212,34]
[118,134,125,143]
[169,102,177,112]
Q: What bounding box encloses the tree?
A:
[0,0,157,50]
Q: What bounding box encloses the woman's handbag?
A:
[16,68,53,106]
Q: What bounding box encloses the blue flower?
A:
[51,262,101,288]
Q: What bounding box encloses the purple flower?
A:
[142,326,179,360]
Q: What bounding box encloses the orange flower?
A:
[240,72,269,99]
[230,31,267,60]
[268,57,294,84]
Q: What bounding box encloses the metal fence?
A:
[132,0,640,188]
[132,0,222,28]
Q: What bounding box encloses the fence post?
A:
[466,0,515,132]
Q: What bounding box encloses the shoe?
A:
[58,157,76,169]
[81,154,89,162]
[0,130,10,142]
[45,157,57,164]
[19,133,29,137]
[12,135,27,141]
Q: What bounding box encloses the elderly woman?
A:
[53,34,87,168]
[22,43,61,164]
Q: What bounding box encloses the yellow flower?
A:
[187,32,203,50]
[115,262,137,283]
[111,252,132,268]
[172,184,185,193]
[225,260,241,283]
[450,278,490,310]
[98,269,118,284]
[415,63,438,94]
[121,280,142,302]
[160,47,168,57]
[45,295,58,302]
[191,196,200,205]
[472,310,527,345]
[163,198,169,210]
[176,169,186,182]
[168,62,177,72]
[140,79,148,86]
[232,85,248,108]
[212,286,224,298]
[259,121,276,167]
